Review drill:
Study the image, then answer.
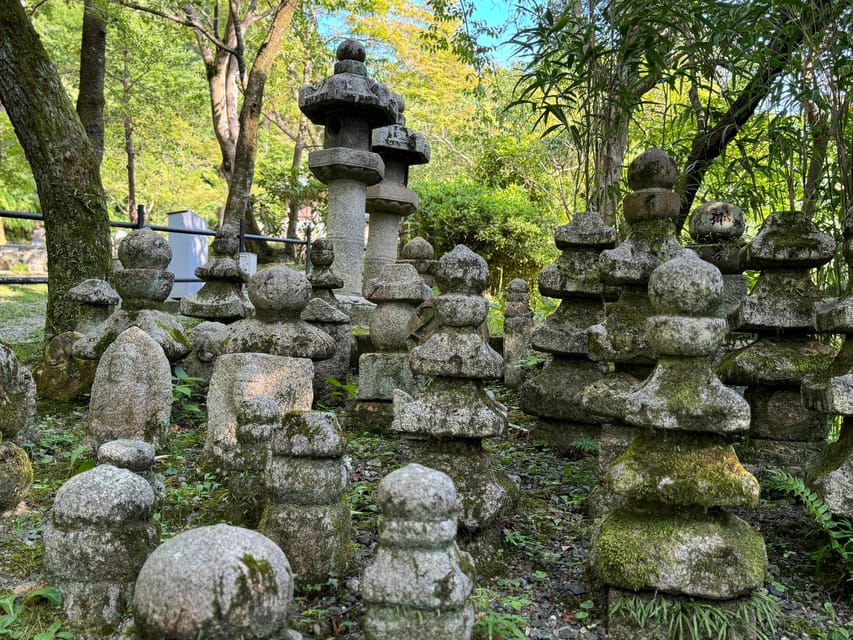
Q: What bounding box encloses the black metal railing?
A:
[0,205,313,285]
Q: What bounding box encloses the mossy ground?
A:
[0,286,851,639]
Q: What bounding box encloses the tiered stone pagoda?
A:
[718,210,837,477]
[520,210,617,447]
[580,148,683,513]
[802,205,853,517]
[74,227,191,362]
[180,222,250,322]
[364,95,430,289]
[592,250,766,637]
[392,245,515,566]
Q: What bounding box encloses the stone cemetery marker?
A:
[87,326,172,447]
[44,465,157,628]
[134,524,293,640]
[362,463,474,640]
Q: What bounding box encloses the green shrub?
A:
[409,179,560,293]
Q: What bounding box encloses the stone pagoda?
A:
[802,205,853,517]
[299,39,397,309]
[364,94,430,289]
[180,222,250,322]
[580,148,683,514]
[74,227,191,362]
[392,245,515,567]
[520,210,617,447]
[592,250,766,638]
[718,210,837,478]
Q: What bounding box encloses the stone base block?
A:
[58,580,134,628]
[362,604,474,640]
[520,357,607,423]
[259,501,350,586]
[343,400,395,434]
[358,352,417,401]
[747,388,832,441]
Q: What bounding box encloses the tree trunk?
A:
[222,1,298,256]
[122,46,137,222]
[676,0,842,232]
[0,0,113,336]
[76,0,106,164]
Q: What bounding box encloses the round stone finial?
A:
[212,223,240,257]
[97,439,155,472]
[53,465,154,528]
[435,244,489,294]
[401,237,435,261]
[336,39,365,63]
[688,201,746,242]
[507,278,528,295]
[648,249,724,316]
[377,463,457,520]
[627,148,678,190]
[310,237,335,268]
[118,227,172,271]
[133,525,293,640]
[247,266,312,314]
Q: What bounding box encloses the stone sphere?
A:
[648,249,723,316]
[401,236,435,260]
[0,442,33,512]
[247,266,312,314]
[134,524,293,640]
[212,223,240,256]
[435,245,489,295]
[53,464,154,528]
[337,39,365,62]
[97,439,155,472]
[118,228,172,270]
[310,237,335,267]
[378,463,457,520]
[689,201,746,242]
[627,148,678,190]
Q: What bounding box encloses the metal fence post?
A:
[136,204,145,229]
[304,222,312,275]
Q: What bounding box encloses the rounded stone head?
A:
[118,228,172,270]
[401,237,435,261]
[627,148,678,190]
[211,223,240,257]
[377,463,457,520]
[688,201,746,242]
[648,249,723,316]
[310,237,336,268]
[248,266,313,316]
[435,245,489,295]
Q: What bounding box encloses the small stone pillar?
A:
[502,278,534,388]
[308,236,345,308]
[69,278,120,334]
[97,438,165,510]
[354,263,429,427]
[230,397,279,527]
[364,95,430,289]
[134,524,294,640]
[87,326,173,448]
[175,320,227,383]
[580,148,683,515]
[718,211,837,478]
[362,463,474,640]
[593,250,766,638]
[302,297,352,407]
[520,211,617,446]
[398,236,437,289]
[74,227,191,362]
[802,205,853,517]
[180,222,250,322]
[44,465,157,628]
[299,39,397,297]
[0,346,35,512]
[259,411,350,585]
[393,245,515,569]
[34,331,97,401]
